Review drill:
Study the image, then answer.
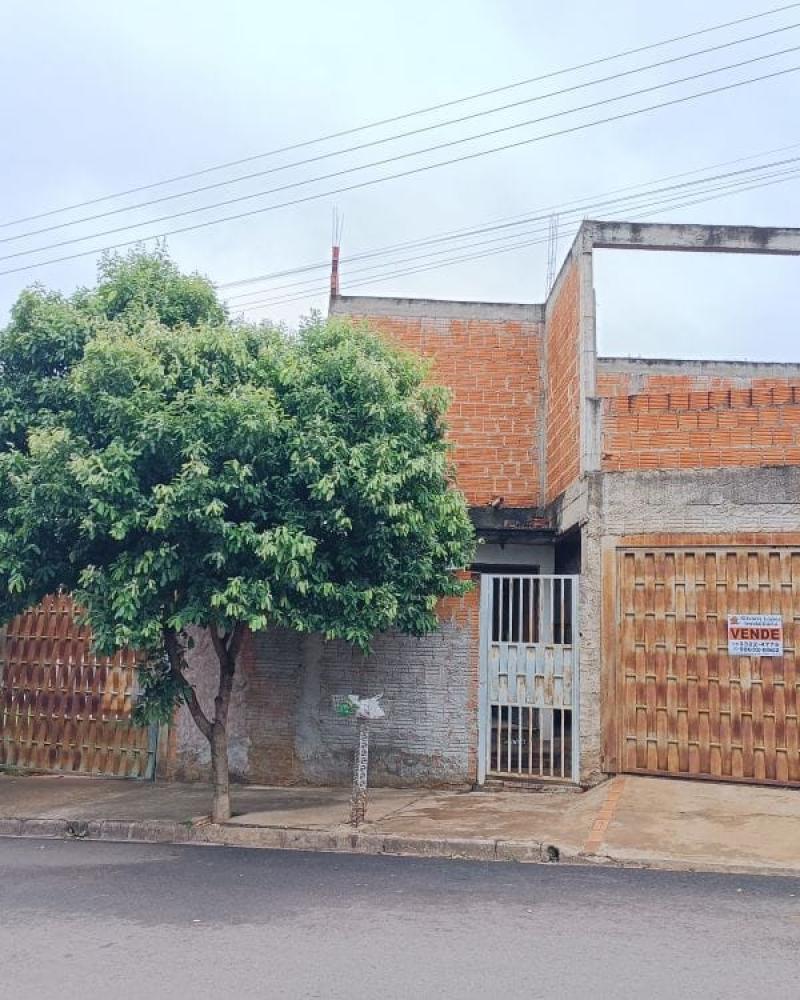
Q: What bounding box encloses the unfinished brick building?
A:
[4,220,799,791]
[161,219,800,791]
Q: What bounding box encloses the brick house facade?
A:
[155,220,800,790]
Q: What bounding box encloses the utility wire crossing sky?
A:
[0,0,798,360]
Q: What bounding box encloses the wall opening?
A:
[593,249,800,362]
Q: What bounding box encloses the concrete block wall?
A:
[599,465,800,536]
[575,480,603,785]
[168,627,252,782]
[244,628,304,782]
[330,296,544,506]
[172,586,480,788]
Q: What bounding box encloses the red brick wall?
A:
[545,263,582,501]
[344,311,543,506]
[599,370,800,471]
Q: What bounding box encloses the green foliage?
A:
[0,246,225,456]
[87,244,226,330]
[132,652,186,726]
[0,288,89,449]
[0,250,475,749]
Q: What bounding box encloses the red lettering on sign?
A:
[729,627,782,640]
[732,627,780,639]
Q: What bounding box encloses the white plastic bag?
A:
[347,693,385,721]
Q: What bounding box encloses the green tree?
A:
[86,244,226,330]
[0,253,475,821]
[0,245,224,453]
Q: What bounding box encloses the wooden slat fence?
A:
[618,546,800,785]
[0,594,156,778]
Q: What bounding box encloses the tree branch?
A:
[163,626,213,742]
[209,626,229,669]
[214,653,236,730]
[226,622,246,667]
[210,624,244,729]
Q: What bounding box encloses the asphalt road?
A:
[1,839,799,1000]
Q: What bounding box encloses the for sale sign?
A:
[727,614,783,656]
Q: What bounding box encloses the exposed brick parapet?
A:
[599,368,800,471]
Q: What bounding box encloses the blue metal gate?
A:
[479,574,579,783]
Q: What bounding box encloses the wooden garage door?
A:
[618,546,800,785]
[0,594,156,778]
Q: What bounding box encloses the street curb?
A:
[1,816,798,877]
[0,815,196,845]
[0,814,562,863]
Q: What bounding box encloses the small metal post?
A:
[350,719,370,827]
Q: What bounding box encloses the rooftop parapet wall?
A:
[572,220,800,478]
[597,360,800,472]
[330,295,545,507]
[329,222,800,506]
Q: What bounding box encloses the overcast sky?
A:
[1,0,799,360]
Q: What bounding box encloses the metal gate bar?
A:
[479,574,579,782]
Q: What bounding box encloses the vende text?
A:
[729,627,781,641]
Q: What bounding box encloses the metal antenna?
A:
[331,206,344,247]
[330,207,344,298]
[545,213,559,296]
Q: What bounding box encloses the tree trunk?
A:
[207,623,242,825]
[210,722,231,823]
[163,623,244,826]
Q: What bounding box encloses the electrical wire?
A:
[217,139,800,293]
[236,169,800,311]
[0,60,798,277]
[3,1,797,230]
[3,20,799,245]
[3,42,799,261]
[223,151,800,302]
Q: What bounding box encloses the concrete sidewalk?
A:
[0,772,798,875]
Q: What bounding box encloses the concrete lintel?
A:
[581,220,800,256]
[470,506,550,531]
[474,529,556,546]
[470,508,554,549]
[597,356,800,379]
[330,294,543,323]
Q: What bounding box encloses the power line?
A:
[217,139,800,293]
[230,163,800,303]
[222,148,800,300]
[240,174,800,309]
[4,20,799,246]
[237,168,800,311]
[3,43,799,260]
[2,62,799,278]
[357,169,800,285]
[4,2,798,231]
[0,45,800,261]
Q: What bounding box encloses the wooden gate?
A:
[617,545,800,785]
[0,594,156,778]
